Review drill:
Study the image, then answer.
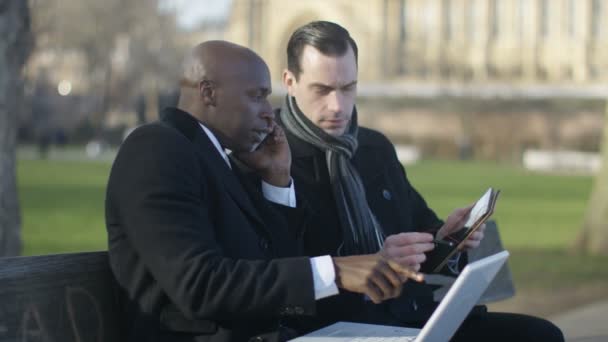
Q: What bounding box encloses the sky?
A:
[160,0,232,29]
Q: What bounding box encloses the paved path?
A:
[550,299,608,342]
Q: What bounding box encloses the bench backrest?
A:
[0,222,514,341]
[468,220,516,303]
[0,251,123,342]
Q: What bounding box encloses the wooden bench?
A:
[0,251,123,342]
[0,221,514,341]
[468,220,516,303]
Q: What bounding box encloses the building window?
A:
[568,0,576,37]
[400,0,407,42]
[491,0,500,38]
[539,0,549,38]
[591,0,603,38]
[518,0,528,39]
[424,1,439,38]
[465,0,475,40]
[442,0,452,40]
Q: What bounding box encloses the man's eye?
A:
[315,87,332,95]
[251,93,265,101]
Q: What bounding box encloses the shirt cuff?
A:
[310,255,339,300]
[261,179,296,207]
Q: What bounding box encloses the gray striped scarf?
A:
[280,96,385,255]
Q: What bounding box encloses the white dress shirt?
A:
[199,123,338,299]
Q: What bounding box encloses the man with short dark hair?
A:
[278,21,564,341]
[105,40,421,342]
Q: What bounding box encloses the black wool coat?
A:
[284,121,463,331]
[105,107,315,342]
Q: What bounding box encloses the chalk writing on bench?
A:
[21,304,51,342]
[12,286,105,342]
[66,286,104,342]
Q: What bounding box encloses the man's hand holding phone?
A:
[422,188,500,273]
[233,123,292,187]
[435,205,481,251]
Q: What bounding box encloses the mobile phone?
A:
[252,131,270,152]
[421,188,501,273]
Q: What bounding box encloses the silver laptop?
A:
[289,250,510,342]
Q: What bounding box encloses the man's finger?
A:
[450,206,474,227]
[462,230,484,249]
[384,243,435,260]
[270,124,286,142]
[453,205,473,219]
[388,260,424,282]
[371,269,395,300]
[467,231,483,241]
[402,243,435,256]
[395,253,427,267]
[378,261,403,288]
[401,268,423,281]
[453,213,470,227]
[366,281,384,304]
[385,232,434,246]
[462,240,480,250]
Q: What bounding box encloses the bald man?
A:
[105,41,418,342]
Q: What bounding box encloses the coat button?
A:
[258,238,269,250]
[284,306,294,315]
[382,189,392,200]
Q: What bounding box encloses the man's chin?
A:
[231,144,256,154]
[322,127,347,137]
[235,140,263,153]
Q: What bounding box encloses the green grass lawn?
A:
[406,160,608,292]
[406,160,593,250]
[17,158,608,294]
[18,159,111,255]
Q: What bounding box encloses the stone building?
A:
[226,0,608,84]
[224,0,608,160]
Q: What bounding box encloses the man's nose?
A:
[260,101,275,124]
[327,91,343,114]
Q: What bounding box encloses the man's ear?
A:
[282,69,297,96]
[199,80,216,106]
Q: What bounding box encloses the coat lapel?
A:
[193,132,266,228]
[160,108,266,229]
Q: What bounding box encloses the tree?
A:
[576,102,608,255]
[29,0,183,126]
[0,0,32,256]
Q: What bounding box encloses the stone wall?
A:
[355,97,606,161]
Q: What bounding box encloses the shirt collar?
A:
[198,123,231,168]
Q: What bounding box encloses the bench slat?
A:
[0,251,123,342]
